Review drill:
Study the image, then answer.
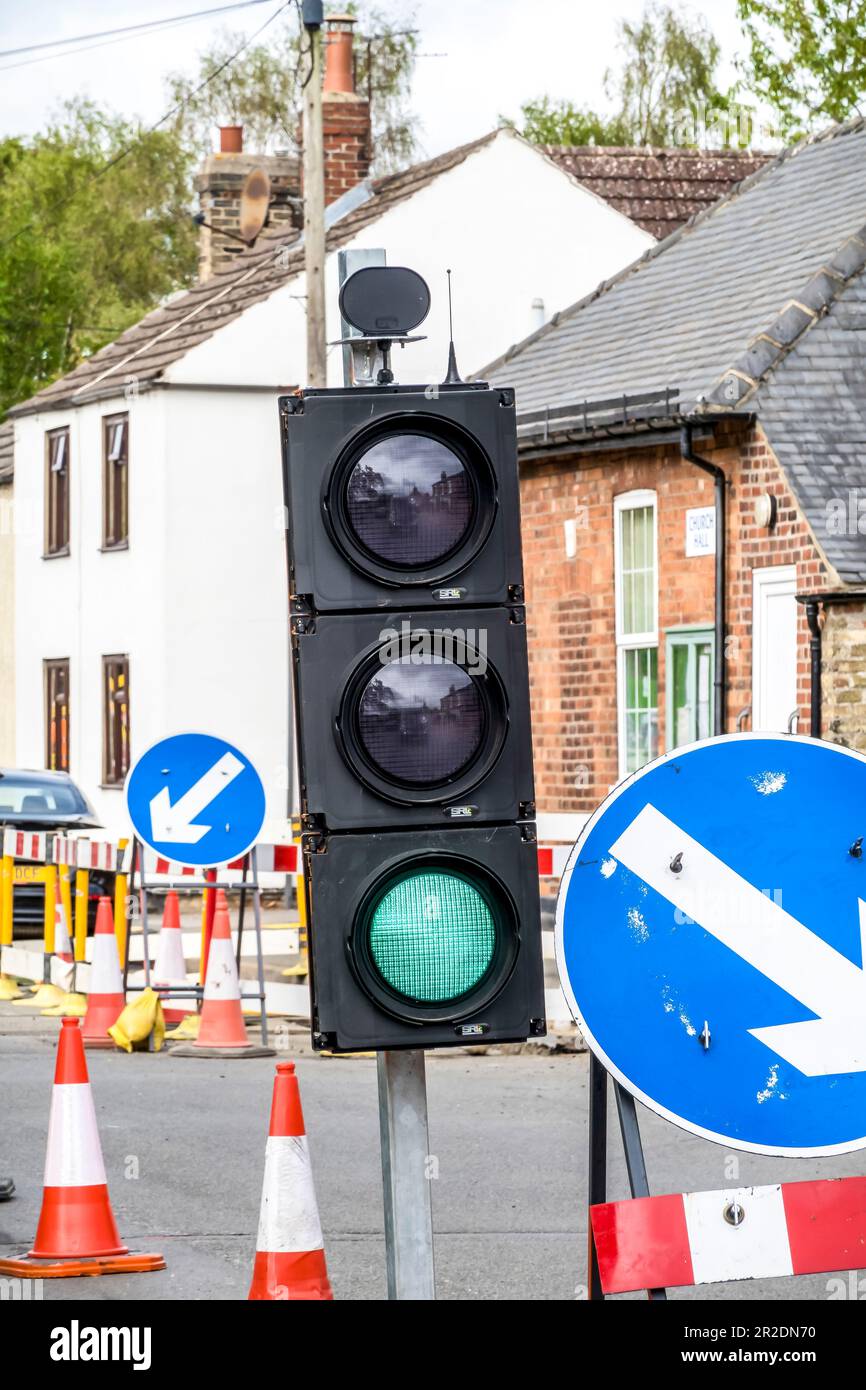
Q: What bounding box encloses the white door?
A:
[752,565,798,731]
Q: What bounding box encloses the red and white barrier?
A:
[591,1176,866,1293]
[536,844,572,879]
[52,837,120,872]
[137,843,299,878]
[47,833,559,885]
[3,829,48,862]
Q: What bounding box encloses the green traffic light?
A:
[368,869,496,1004]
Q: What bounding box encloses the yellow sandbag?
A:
[165,1012,200,1040]
[108,987,166,1053]
[42,992,87,1018]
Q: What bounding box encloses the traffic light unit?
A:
[281,381,545,1052]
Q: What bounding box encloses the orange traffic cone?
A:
[0,1018,165,1279]
[170,891,273,1058]
[81,898,125,1049]
[248,1061,333,1300]
[152,891,189,1024]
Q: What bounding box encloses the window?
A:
[102,656,130,786]
[45,428,70,555]
[44,659,70,772]
[615,491,658,777]
[666,628,714,749]
[102,414,128,548]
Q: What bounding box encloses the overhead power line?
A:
[0,0,292,250]
[0,1,272,62]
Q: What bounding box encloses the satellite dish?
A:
[239,168,271,245]
[339,266,431,337]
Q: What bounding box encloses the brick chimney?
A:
[321,14,372,204]
[195,125,302,281]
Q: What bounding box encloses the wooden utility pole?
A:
[303,16,327,387]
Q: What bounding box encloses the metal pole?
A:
[377,1049,436,1300]
[587,1051,608,1301]
[138,842,152,989]
[303,19,326,386]
[614,1082,667,1301]
[250,848,269,1048]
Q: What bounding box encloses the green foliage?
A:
[508,97,633,147]
[165,4,419,172]
[736,0,866,135]
[514,3,734,148]
[0,100,197,415]
[612,2,733,145]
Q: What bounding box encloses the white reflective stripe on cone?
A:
[43,1084,107,1187]
[256,1135,324,1254]
[89,934,123,994]
[153,936,186,981]
[203,936,241,1002]
[683,1185,794,1284]
[55,903,72,956]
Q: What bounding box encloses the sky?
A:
[0,0,750,158]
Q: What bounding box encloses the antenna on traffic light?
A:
[442,268,463,385]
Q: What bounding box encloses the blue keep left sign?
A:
[125,733,266,867]
[556,733,866,1157]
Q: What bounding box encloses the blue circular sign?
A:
[125,733,266,867]
[556,734,866,1156]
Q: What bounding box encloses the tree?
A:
[165,4,419,172]
[510,97,633,146]
[736,0,866,135]
[514,3,734,148]
[611,2,732,145]
[0,100,197,415]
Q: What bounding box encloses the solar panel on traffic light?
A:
[280,380,545,1052]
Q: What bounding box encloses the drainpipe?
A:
[803,599,822,738]
[680,425,727,736]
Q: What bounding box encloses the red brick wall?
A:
[322,95,371,204]
[519,421,834,817]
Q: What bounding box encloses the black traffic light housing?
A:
[282,385,523,611]
[281,377,545,1052]
[303,824,546,1052]
[292,605,534,830]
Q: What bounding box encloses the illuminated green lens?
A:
[368,870,496,1003]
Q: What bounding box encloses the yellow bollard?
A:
[43,865,57,957]
[114,853,128,969]
[59,866,73,947]
[0,854,13,947]
[114,839,128,967]
[282,832,309,979]
[74,868,88,963]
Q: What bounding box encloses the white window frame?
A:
[752,564,798,732]
[614,490,659,779]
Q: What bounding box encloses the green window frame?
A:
[614,490,658,777]
[666,626,715,750]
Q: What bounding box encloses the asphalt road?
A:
[2,1010,865,1301]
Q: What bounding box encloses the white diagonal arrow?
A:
[609,803,866,1077]
[149,751,244,845]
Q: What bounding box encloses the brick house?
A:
[484,118,866,862]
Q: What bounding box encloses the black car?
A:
[0,769,115,939]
